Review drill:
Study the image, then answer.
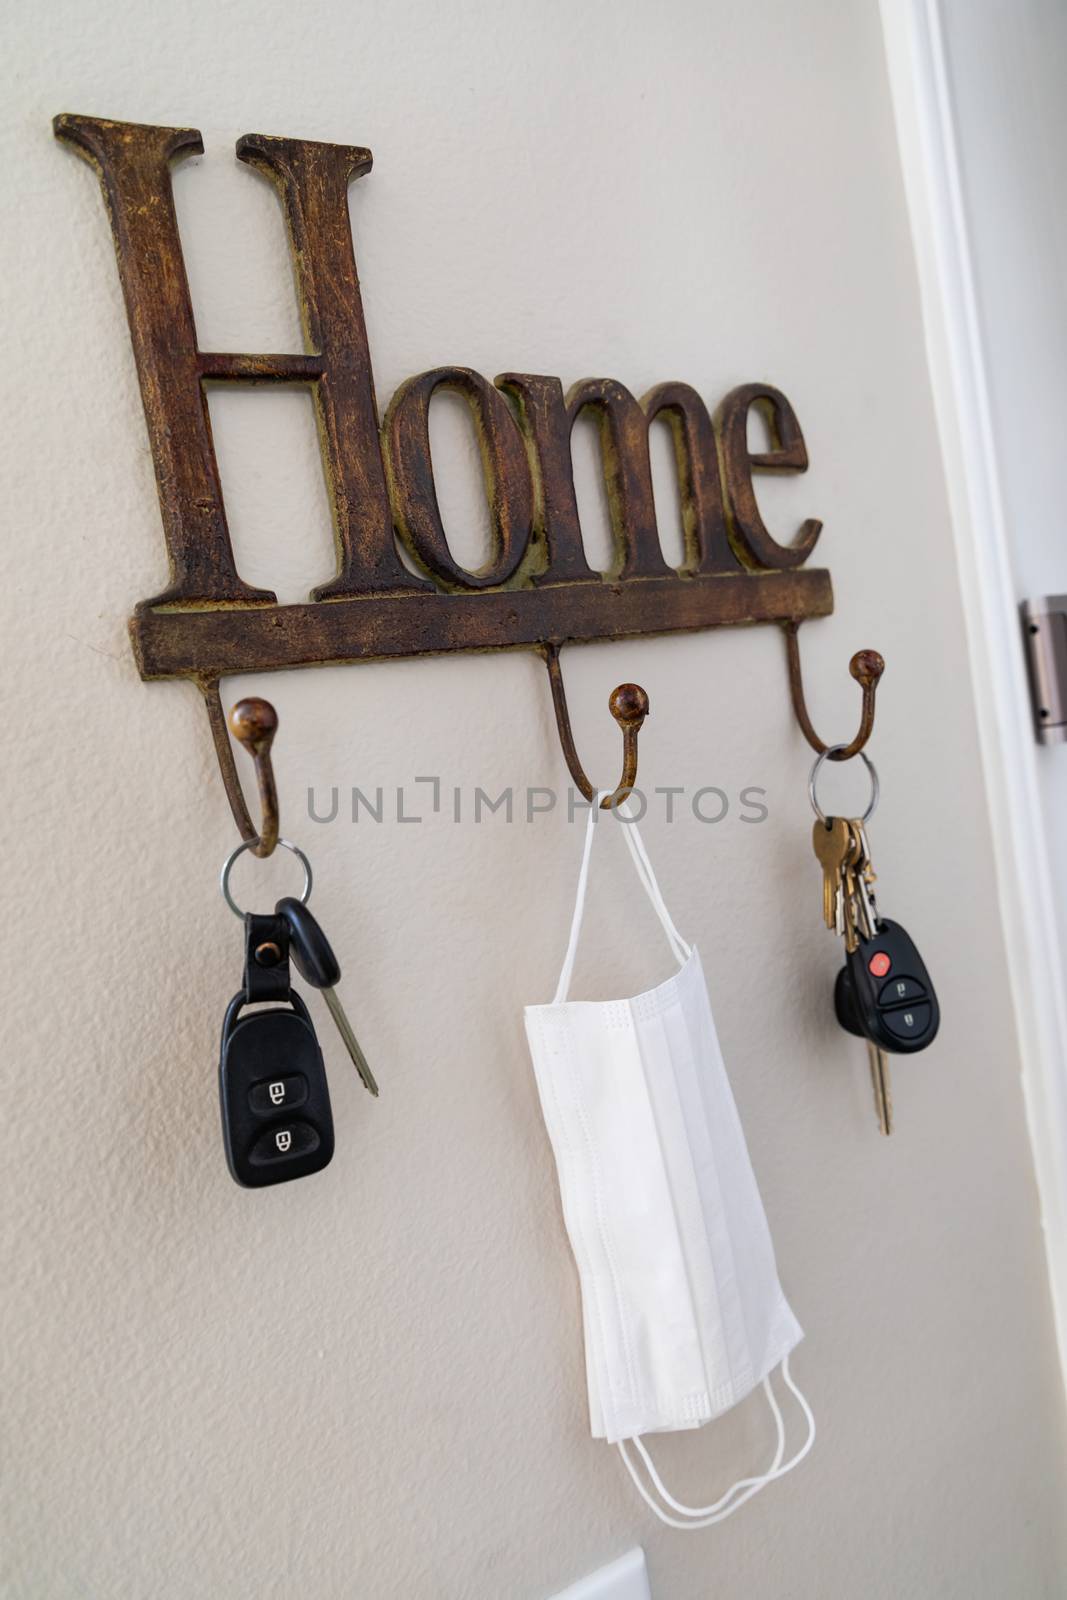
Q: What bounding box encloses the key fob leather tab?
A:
[243,911,291,1004]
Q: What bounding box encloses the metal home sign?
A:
[54,114,832,683]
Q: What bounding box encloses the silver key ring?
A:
[808,745,880,826]
[220,837,313,919]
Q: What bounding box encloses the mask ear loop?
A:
[618,1380,784,1530]
[553,793,690,1001]
[552,795,605,1004]
[614,799,691,966]
[617,1356,816,1530]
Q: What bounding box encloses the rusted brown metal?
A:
[227,698,280,855]
[52,110,882,823]
[783,622,884,761]
[717,384,823,570]
[199,679,260,844]
[133,571,833,680]
[200,683,281,852]
[541,645,648,808]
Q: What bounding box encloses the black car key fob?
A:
[218,910,335,1188]
[834,917,940,1055]
[219,991,335,1187]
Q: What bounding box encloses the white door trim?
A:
[879,0,1067,1386]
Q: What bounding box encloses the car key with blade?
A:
[814,813,893,1133]
[809,747,939,1137]
[843,817,894,1134]
[276,896,379,1098]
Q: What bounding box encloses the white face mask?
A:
[524,800,815,1528]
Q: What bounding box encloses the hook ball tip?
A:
[849,650,885,689]
[609,683,650,727]
[229,696,279,751]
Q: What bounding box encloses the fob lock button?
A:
[248,1074,308,1115]
[881,1003,932,1041]
[249,1121,320,1164]
[878,976,926,1007]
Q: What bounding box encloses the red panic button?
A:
[868,952,892,978]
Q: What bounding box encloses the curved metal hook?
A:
[782,620,884,762]
[228,697,280,856]
[199,679,280,855]
[541,643,649,809]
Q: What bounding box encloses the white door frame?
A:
[879,0,1067,1387]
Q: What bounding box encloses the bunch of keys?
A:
[218,837,378,1188]
[810,748,939,1136]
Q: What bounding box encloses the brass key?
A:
[847,818,879,941]
[839,824,863,952]
[812,818,852,930]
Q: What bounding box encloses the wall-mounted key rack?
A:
[54,112,884,850]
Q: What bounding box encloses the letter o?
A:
[382,367,535,589]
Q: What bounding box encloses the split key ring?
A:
[220,837,314,919]
[808,745,880,826]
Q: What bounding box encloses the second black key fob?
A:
[834,917,940,1055]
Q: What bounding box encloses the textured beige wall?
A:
[3,1,1066,1595]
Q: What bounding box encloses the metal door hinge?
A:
[1022,596,1067,744]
